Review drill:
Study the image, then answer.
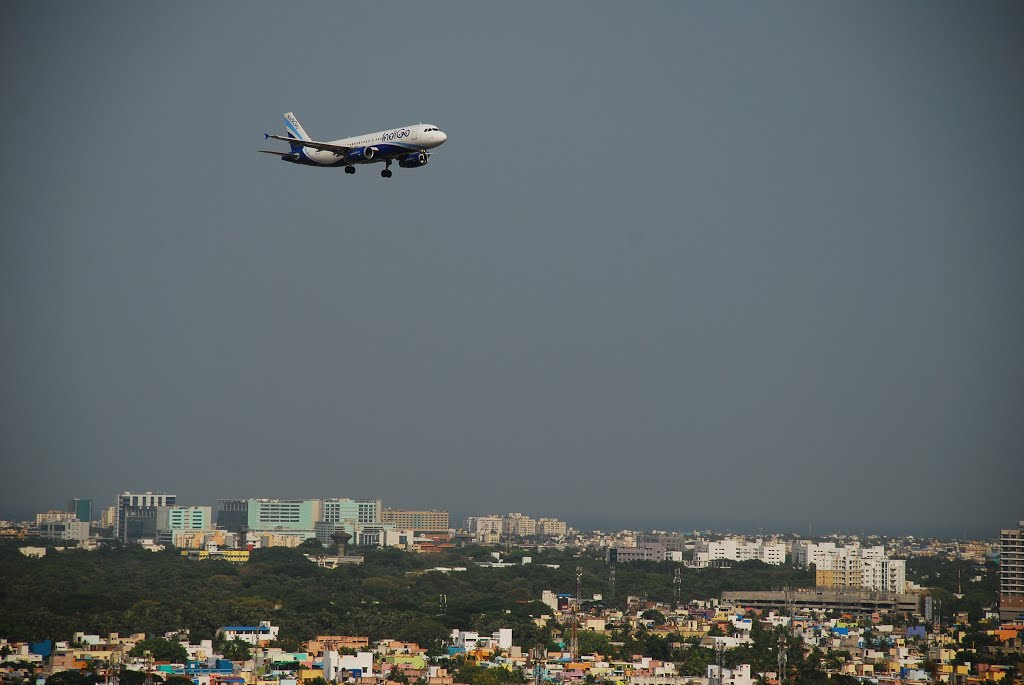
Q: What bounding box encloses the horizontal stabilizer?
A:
[258,150,301,160]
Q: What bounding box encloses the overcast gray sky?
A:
[2,2,1022,538]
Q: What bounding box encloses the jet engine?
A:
[344,146,376,163]
[398,151,429,168]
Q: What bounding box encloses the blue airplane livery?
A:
[260,112,448,178]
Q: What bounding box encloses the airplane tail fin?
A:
[283,112,311,151]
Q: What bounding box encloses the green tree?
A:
[165,677,195,685]
[641,610,666,625]
[46,672,89,685]
[222,639,252,661]
[129,638,188,663]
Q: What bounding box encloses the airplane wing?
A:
[264,134,353,155]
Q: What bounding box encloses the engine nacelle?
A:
[398,151,429,168]
[344,146,376,163]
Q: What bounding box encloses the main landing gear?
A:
[344,166,355,174]
[381,160,393,178]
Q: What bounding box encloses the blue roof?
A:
[221,626,271,632]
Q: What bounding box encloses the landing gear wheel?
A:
[381,169,393,178]
[345,166,355,174]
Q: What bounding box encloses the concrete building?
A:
[322,498,381,525]
[37,519,90,543]
[804,542,906,593]
[161,506,212,531]
[35,510,77,526]
[1000,521,1024,620]
[608,543,666,562]
[706,664,754,685]
[465,515,503,536]
[693,539,786,566]
[639,533,686,552]
[217,621,279,646]
[382,509,449,533]
[247,498,320,531]
[538,518,568,537]
[115,492,176,541]
[503,513,537,537]
[155,506,213,546]
[322,650,374,680]
[862,557,907,594]
[450,629,513,651]
[722,588,922,616]
[100,506,116,529]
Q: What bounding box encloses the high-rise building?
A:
[538,517,568,538]
[158,506,212,531]
[217,499,249,533]
[801,542,906,593]
[247,498,320,531]
[465,515,503,535]
[100,506,116,529]
[115,492,176,541]
[67,498,93,523]
[381,509,449,533]
[503,513,537,537]
[1000,521,1024,621]
[322,499,381,524]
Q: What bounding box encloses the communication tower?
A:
[569,566,582,661]
[777,633,788,682]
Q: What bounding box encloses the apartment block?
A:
[503,513,537,537]
[382,509,449,533]
[465,515,503,535]
[537,517,568,537]
[693,538,786,566]
[1000,521,1024,621]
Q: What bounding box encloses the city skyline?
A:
[7,490,1016,540]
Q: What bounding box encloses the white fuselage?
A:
[301,124,447,166]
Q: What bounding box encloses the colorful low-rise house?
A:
[218,622,279,647]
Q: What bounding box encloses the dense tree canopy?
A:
[0,541,815,649]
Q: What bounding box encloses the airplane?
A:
[260,112,447,178]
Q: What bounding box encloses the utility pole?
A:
[609,565,616,605]
[777,633,788,683]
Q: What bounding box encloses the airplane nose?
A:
[437,131,447,144]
